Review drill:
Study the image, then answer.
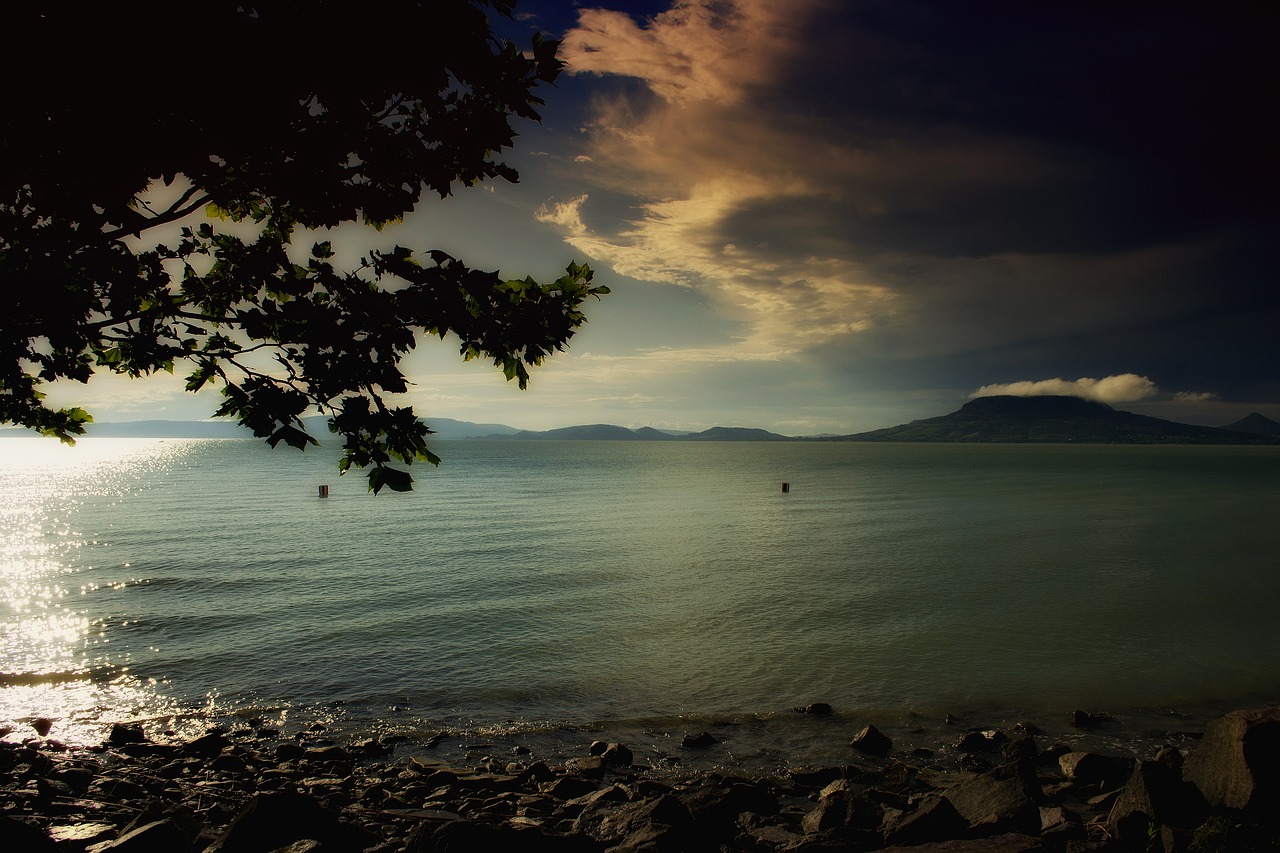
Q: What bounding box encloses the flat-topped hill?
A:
[842,395,1279,444]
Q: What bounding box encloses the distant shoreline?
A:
[2,395,1278,444]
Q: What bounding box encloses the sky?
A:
[49,0,1279,435]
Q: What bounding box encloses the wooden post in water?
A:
[318,485,329,498]
[781,482,790,493]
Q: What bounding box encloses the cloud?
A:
[1173,391,1219,403]
[534,194,591,236]
[970,374,1220,406]
[545,1,1278,405]
[561,0,799,104]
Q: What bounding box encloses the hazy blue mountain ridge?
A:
[2,396,1277,444]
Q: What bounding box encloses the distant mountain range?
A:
[3,396,1278,444]
[490,424,788,441]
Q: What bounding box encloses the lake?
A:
[2,437,1278,770]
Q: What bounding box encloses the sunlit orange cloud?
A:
[563,0,805,105]
[556,0,902,361]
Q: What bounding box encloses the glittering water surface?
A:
[2,437,1279,766]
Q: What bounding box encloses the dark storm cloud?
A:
[748,0,1277,256]
[551,0,1278,415]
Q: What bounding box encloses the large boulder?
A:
[682,776,780,842]
[1183,707,1280,814]
[943,763,1041,835]
[1106,759,1209,844]
[204,791,376,853]
[574,792,695,848]
[880,794,969,846]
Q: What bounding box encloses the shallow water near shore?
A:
[2,437,1278,770]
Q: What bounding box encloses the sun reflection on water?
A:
[0,438,201,745]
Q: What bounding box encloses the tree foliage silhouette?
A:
[0,1,606,492]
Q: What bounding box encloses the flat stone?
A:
[85,819,190,853]
[47,822,115,844]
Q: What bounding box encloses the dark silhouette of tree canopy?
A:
[0,1,606,492]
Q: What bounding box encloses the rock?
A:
[1182,707,1280,815]
[681,732,718,749]
[85,819,191,853]
[880,832,1045,852]
[108,723,147,745]
[1,816,59,851]
[48,822,116,847]
[31,718,53,737]
[682,777,780,841]
[35,776,75,800]
[796,703,834,716]
[599,743,633,767]
[94,777,149,801]
[184,732,231,758]
[569,783,629,810]
[1001,737,1038,779]
[850,724,892,756]
[954,730,1003,753]
[52,766,95,796]
[871,761,923,794]
[519,761,556,785]
[1155,746,1184,774]
[749,824,804,848]
[541,775,599,801]
[1107,759,1209,844]
[791,766,845,789]
[582,792,694,846]
[943,763,1041,835]
[564,756,607,778]
[801,779,881,834]
[1036,742,1070,766]
[1071,709,1109,729]
[306,745,353,763]
[405,820,539,853]
[880,793,968,846]
[274,742,306,761]
[203,791,357,853]
[210,753,249,774]
[1038,805,1084,840]
[1058,751,1134,791]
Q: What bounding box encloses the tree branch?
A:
[99,191,211,241]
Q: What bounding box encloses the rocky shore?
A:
[3,706,1279,852]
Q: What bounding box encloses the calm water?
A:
[2,437,1279,769]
